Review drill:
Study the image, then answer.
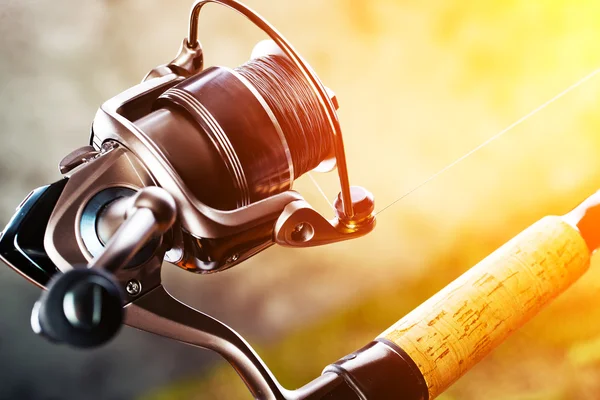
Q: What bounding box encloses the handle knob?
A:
[32,269,124,348]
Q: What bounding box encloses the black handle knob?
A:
[32,268,124,348]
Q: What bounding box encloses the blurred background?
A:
[2,0,600,399]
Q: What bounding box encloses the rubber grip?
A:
[378,216,591,399]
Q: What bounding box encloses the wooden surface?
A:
[378,216,591,399]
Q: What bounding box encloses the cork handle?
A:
[378,216,591,399]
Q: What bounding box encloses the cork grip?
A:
[378,216,591,399]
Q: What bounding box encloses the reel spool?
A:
[0,1,376,397]
[82,0,376,275]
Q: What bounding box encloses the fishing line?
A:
[236,55,333,178]
[375,68,600,216]
[307,172,334,210]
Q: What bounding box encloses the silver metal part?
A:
[125,279,349,400]
[80,187,136,258]
[90,208,157,271]
[89,186,176,272]
[44,145,167,300]
[126,280,142,296]
[143,38,204,81]
[95,195,132,245]
[125,284,286,400]
[30,301,43,334]
[274,199,375,248]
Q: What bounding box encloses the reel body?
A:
[0,1,377,399]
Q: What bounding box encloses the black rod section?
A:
[314,339,429,400]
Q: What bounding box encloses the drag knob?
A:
[32,268,124,348]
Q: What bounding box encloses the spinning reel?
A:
[1,1,380,398]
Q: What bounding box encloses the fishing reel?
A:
[0,1,377,398]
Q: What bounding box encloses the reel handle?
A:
[376,192,600,399]
[32,186,177,347]
[89,186,177,272]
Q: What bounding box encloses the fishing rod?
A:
[0,1,596,399]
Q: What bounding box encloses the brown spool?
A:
[134,56,332,211]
